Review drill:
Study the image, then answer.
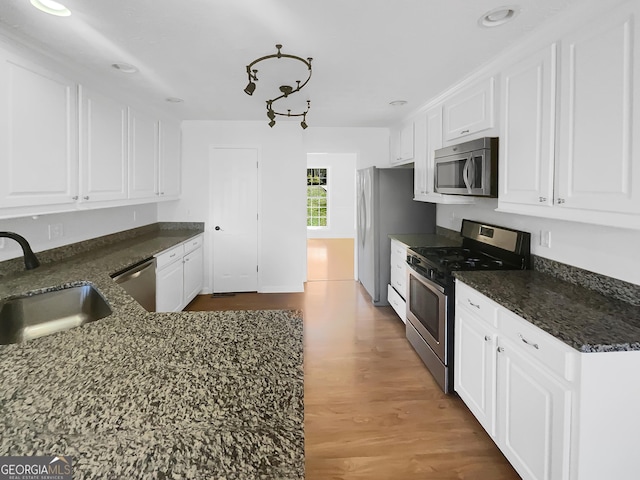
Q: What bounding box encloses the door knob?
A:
[214,226,221,231]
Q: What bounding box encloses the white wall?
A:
[158,120,307,293]
[159,123,391,293]
[437,201,640,285]
[306,153,356,239]
[302,127,390,169]
[0,204,158,262]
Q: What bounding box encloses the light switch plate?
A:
[540,230,551,248]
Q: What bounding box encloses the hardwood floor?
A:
[307,238,355,281]
[186,281,520,480]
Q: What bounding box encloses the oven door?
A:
[434,150,492,196]
[406,265,447,363]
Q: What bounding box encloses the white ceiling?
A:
[0,0,579,127]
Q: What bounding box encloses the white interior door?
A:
[210,147,259,293]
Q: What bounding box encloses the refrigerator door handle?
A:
[358,189,367,248]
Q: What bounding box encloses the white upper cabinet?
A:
[413,112,428,198]
[79,86,128,203]
[443,76,496,143]
[414,104,474,204]
[556,1,640,215]
[0,50,77,208]
[390,120,414,165]
[499,44,557,207]
[496,0,640,228]
[128,108,159,199]
[158,120,182,199]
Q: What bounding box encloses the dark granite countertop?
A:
[454,270,640,353]
[0,227,304,479]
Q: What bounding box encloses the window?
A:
[307,168,328,227]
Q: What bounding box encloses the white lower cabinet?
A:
[183,244,204,305]
[155,234,203,312]
[455,281,573,480]
[455,280,640,480]
[496,335,572,480]
[454,306,497,437]
[156,251,185,312]
[388,239,408,322]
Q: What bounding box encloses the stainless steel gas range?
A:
[405,219,531,393]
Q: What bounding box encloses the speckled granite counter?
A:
[388,233,461,249]
[454,270,640,353]
[0,226,304,479]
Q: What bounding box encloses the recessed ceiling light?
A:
[478,6,520,28]
[111,63,139,74]
[389,100,408,106]
[166,97,184,103]
[30,0,71,17]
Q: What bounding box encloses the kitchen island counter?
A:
[0,225,304,479]
[454,270,640,353]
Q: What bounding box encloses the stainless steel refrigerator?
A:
[357,167,436,305]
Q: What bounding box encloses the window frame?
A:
[306,167,329,229]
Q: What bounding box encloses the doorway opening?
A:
[306,152,356,282]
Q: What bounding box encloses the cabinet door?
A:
[413,112,428,198]
[499,44,557,207]
[455,308,497,437]
[78,86,128,203]
[443,77,495,142]
[556,1,640,214]
[390,121,414,165]
[156,259,184,312]
[183,246,204,306]
[426,106,443,194]
[128,108,158,199]
[158,120,181,198]
[399,121,414,161]
[0,51,77,208]
[496,338,571,480]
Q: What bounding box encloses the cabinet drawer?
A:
[456,281,498,326]
[391,239,408,258]
[183,234,203,254]
[390,258,407,298]
[387,284,406,323]
[497,309,576,382]
[155,244,184,269]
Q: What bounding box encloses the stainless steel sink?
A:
[0,285,112,344]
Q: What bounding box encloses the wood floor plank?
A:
[186,280,520,480]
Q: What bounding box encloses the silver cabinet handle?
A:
[72,196,78,200]
[83,196,89,200]
[557,198,566,204]
[519,334,539,349]
[497,346,504,353]
[484,335,491,342]
[467,299,480,309]
[539,197,547,202]
[460,129,469,134]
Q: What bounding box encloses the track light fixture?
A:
[244,44,312,129]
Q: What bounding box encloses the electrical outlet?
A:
[48,223,64,240]
[540,230,551,248]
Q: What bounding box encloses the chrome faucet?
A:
[0,232,40,270]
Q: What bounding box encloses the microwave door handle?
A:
[462,158,471,191]
[468,156,476,191]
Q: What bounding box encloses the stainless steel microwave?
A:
[434,137,498,197]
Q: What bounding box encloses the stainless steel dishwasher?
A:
[111,258,156,312]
